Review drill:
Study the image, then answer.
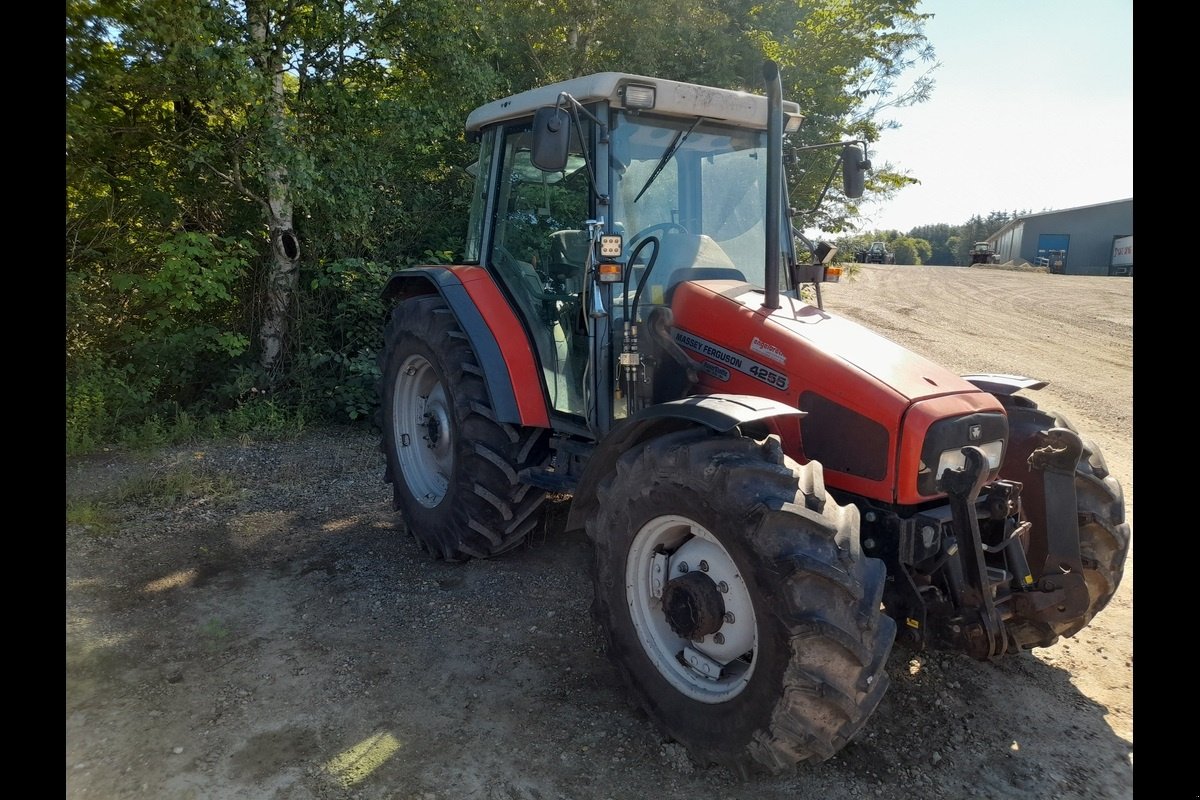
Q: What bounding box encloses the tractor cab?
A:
[462,71,866,434]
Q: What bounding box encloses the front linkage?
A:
[858,428,1090,660]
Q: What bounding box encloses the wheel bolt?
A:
[724,612,735,624]
[718,581,729,593]
[678,562,689,573]
[713,633,725,645]
[699,560,709,572]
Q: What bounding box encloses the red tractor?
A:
[377,64,1129,774]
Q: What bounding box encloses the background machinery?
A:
[969,241,997,265]
[864,240,893,263]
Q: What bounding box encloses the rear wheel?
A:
[587,428,895,774]
[378,294,549,560]
[999,399,1130,647]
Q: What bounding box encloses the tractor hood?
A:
[668,279,1000,504]
[670,280,979,404]
[768,294,975,402]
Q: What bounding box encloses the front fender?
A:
[564,394,803,533]
[961,373,1048,396]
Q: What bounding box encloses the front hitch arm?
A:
[941,446,1009,659]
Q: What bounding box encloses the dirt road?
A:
[66,264,1133,799]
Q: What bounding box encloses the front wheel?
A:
[587,428,895,774]
[1000,400,1130,647]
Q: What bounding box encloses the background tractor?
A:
[864,240,893,263]
[969,241,997,265]
[377,64,1129,774]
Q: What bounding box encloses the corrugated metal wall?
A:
[985,199,1132,275]
[1018,199,1133,275]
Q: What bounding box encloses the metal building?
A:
[986,197,1133,276]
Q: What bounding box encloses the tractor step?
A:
[518,434,594,493]
[519,465,579,493]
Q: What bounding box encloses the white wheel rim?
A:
[392,354,453,507]
[625,514,758,703]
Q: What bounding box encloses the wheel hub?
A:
[423,410,443,447]
[661,572,726,639]
[625,515,759,703]
[393,354,453,508]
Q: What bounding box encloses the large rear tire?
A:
[378,294,549,560]
[587,428,895,774]
[999,399,1130,648]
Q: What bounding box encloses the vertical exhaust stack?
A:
[763,61,783,311]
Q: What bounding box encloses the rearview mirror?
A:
[842,144,869,199]
[531,106,571,172]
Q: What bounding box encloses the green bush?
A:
[287,251,452,422]
[66,231,457,454]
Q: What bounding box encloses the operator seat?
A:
[637,232,743,307]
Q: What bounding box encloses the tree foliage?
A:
[67,0,938,449]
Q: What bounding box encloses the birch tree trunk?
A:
[248,0,299,375]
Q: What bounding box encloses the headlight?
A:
[916,411,1008,497]
[936,440,1004,478]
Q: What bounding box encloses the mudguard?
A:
[382,266,550,428]
[564,394,803,533]
[962,374,1048,396]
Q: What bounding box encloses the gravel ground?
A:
[66,264,1133,799]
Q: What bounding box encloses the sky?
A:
[855,0,1132,234]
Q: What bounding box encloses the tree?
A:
[908,222,955,264]
[945,235,962,265]
[67,0,940,444]
[890,236,929,265]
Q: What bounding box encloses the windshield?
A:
[609,111,775,292]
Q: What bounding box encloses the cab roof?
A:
[465,72,803,133]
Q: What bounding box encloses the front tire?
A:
[378,294,549,560]
[1000,399,1130,647]
[587,428,895,774]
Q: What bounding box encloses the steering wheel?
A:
[626,222,689,256]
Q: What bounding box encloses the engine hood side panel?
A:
[668,280,997,503]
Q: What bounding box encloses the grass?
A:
[200,618,231,652]
[65,499,117,536]
[110,462,240,507]
[67,460,242,537]
[838,260,863,279]
[68,398,311,457]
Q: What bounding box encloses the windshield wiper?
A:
[633,116,704,203]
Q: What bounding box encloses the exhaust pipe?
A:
[763,61,784,311]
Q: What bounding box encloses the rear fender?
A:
[564,394,803,533]
[383,266,550,428]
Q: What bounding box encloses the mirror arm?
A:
[790,138,867,155]
[556,93,609,143]
[556,92,610,206]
